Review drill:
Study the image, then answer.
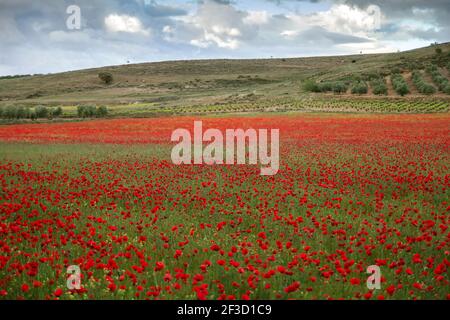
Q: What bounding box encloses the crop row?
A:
[426,65,450,94]
[412,71,436,95]
[391,74,410,96]
[370,78,388,95]
[303,80,349,93]
[172,99,449,114]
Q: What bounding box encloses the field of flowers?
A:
[0,113,449,300]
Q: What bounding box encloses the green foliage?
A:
[35,106,49,118]
[412,71,436,95]
[77,105,109,118]
[371,78,388,95]
[302,80,320,92]
[303,80,342,93]
[351,81,368,94]
[318,82,333,92]
[52,106,63,117]
[391,74,410,96]
[96,105,108,117]
[391,67,402,75]
[332,81,348,94]
[98,72,113,85]
[77,105,96,118]
[427,66,450,93]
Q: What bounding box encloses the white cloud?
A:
[243,11,269,26]
[308,4,384,37]
[184,0,245,50]
[1,0,447,76]
[104,14,150,36]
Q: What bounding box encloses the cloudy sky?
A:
[0,0,448,76]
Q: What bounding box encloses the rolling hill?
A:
[1,42,450,116]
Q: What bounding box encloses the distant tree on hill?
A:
[98,72,113,85]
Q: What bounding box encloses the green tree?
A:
[96,106,108,117]
[98,72,113,85]
[35,106,49,118]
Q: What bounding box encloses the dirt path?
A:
[440,67,450,80]
[366,82,373,96]
[385,75,396,96]
[403,72,419,95]
[422,70,439,91]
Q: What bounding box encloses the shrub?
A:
[318,82,333,92]
[77,105,96,118]
[4,106,16,119]
[98,72,113,85]
[351,81,368,94]
[371,79,388,95]
[435,47,442,55]
[16,106,29,119]
[35,106,49,118]
[332,82,348,94]
[391,74,410,96]
[52,106,63,117]
[412,71,436,95]
[96,106,108,117]
[427,68,449,92]
[77,105,108,118]
[444,84,450,95]
[302,80,320,92]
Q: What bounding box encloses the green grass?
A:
[1,43,450,113]
[0,135,448,300]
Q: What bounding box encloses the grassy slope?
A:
[0,43,449,112]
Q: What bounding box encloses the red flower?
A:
[174,249,183,259]
[210,244,220,251]
[284,281,300,293]
[155,261,165,271]
[386,285,396,296]
[108,283,117,292]
[54,288,63,297]
[217,259,226,266]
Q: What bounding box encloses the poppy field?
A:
[0,113,449,300]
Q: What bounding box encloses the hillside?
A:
[1,42,450,116]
